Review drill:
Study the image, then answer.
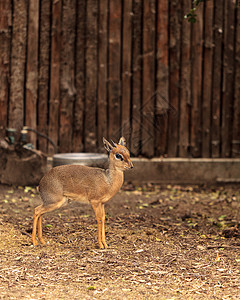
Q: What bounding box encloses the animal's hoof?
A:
[32,240,38,246]
[39,238,46,245]
[99,242,105,249]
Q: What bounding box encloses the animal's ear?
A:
[103,137,113,152]
[118,136,126,146]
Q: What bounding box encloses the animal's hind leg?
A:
[37,215,45,245]
[32,205,42,246]
[32,197,67,246]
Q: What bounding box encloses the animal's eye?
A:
[115,153,123,161]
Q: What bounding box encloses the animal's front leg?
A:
[91,202,104,249]
[101,204,108,249]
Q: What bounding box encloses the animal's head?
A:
[103,137,133,171]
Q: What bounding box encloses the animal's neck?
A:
[106,161,124,191]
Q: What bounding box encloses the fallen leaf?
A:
[22,197,29,202]
[45,224,53,228]
[218,215,226,221]
[132,190,142,195]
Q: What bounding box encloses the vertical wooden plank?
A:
[121,0,133,145]
[97,0,108,149]
[232,4,240,158]
[142,0,156,157]
[48,0,62,154]
[73,0,85,152]
[190,3,203,158]
[168,0,181,157]
[38,0,51,153]
[211,0,224,158]
[179,0,191,157]
[131,0,142,155]
[156,0,169,156]
[9,0,28,132]
[85,0,98,151]
[202,0,213,158]
[0,0,11,137]
[25,0,40,146]
[59,0,76,153]
[108,0,122,141]
[221,0,235,157]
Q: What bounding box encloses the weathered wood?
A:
[131,0,142,156]
[0,0,11,137]
[108,0,122,141]
[25,0,40,147]
[179,0,191,158]
[48,0,61,154]
[73,0,85,152]
[59,0,76,153]
[168,0,181,157]
[211,0,224,158]
[142,0,156,157]
[121,0,133,146]
[1,0,240,158]
[38,0,51,153]
[9,0,28,132]
[202,0,213,158]
[221,0,235,157]
[85,0,98,152]
[155,0,169,156]
[232,5,240,158]
[97,0,108,149]
[191,4,203,158]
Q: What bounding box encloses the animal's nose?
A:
[129,161,133,169]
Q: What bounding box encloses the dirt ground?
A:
[0,182,240,300]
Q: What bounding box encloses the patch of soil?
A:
[0,183,240,299]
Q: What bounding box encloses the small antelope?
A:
[32,137,133,249]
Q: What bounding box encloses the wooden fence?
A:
[0,0,240,158]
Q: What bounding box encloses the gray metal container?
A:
[52,153,108,168]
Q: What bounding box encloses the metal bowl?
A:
[53,153,108,168]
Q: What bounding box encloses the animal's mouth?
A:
[125,164,133,170]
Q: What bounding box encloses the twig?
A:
[20,230,32,238]
[165,256,177,266]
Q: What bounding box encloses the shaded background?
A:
[0,0,240,158]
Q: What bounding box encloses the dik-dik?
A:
[32,137,133,249]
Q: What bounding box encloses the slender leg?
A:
[32,213,39,246]
[37,215,45,244]
[32,204,43,246]
[101,204,108,249]
[32,197,66,246]
[91,203,104,249]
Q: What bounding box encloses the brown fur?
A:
[32,137,133,249]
